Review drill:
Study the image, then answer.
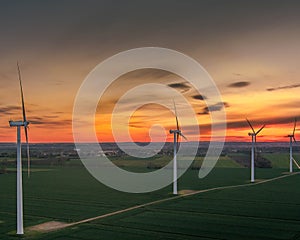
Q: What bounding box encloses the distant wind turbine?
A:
[169,101,187,195]
[287,118,299,172]
[9,62,31,235]
[246,118,265,183]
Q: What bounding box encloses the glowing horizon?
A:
[2,68,299,144]
[0,1,299,143]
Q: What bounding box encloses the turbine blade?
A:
[246,118,255,133]
[176,132,180,151]
[173,100,179,131]
[18,62,30,177]
[293,158,300,169]
[255,125,265,135]
[293,136,297,143]
[25,127,30,178]
[293,118,297,135]
[179,132,188,141]
[17,62,27,123]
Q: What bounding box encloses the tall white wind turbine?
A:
[169,101,187,195]
[246,119,265,183]
[9,62,30,235]
[287,118,299,172]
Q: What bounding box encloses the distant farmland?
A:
[1,152,300,239]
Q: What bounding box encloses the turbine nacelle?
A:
[9,120,30,127]
[169,129,181,134]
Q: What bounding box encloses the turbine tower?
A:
[169,101,187,195]
[246,119,265,183]
[287,118,298,172]
[9,63,30,235]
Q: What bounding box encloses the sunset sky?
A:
[0,0,299,143]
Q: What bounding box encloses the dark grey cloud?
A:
[198,102,229,115]
[168,82,191,92]
[250,116,300,127]
[228,81,251,88]
[0,105,20,114]
[0,0,299,61]
[225,116,300,130]
[125,69,173,80]
[184,115,300,136]
[42,115,60,119]
[192,94,207,101]
[30,116,71,127]
[270,100,300,109]
[129,123,145,129]
[267,83,300,92]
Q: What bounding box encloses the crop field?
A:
[263,153,300,169]
[1,154,300,239]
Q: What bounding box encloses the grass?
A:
[0,155,300,239]
[263,153,300,169]
[39,173,300,240]
[111,155,243,173]
[192,156,243,168]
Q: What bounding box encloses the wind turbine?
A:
[287,118,299,172]
[9,62,30,235]
[246,119,265,183]
[169,101,187,195]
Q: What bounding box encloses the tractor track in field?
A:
[27,172,300,233]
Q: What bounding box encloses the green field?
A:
[263,153,300,169]
[1,155,300,240]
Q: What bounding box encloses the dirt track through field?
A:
[27,172,300,233]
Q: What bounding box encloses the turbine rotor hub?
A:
[170,129,180,134]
